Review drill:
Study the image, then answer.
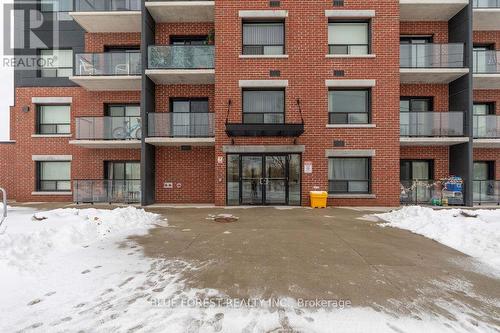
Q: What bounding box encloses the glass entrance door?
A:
[231,154,301,205]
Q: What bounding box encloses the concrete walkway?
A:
[130,206,500,327]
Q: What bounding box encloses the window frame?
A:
[473,102,495,115]
[36,161,71,192]
[38,48,74,78]
[36,104,71,135]
[328,88,371,124]
[105,103,141,117]
[169,98,210,113]
[473,161,495,181]
[328,20,371,55]
[400,96,434,112]
[400,159,434,181]
[169,36,209,45]
[242,20,286,55]
[328,157,371,194]
[242,88,286,124]
[104,161,141,181]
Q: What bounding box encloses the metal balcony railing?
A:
[400,112,464,137]
[73,180,141,204]
[148,45,215,69]
[473,0,500,8]
[400,180,442,205]
[473,115,500,138]
[473,180,500,205]
[75,52,141,76]
[75,117,142,140]
[473,50,500,74]
[148,113,215,137]
[74,0,141,11]
[400,43,465,68]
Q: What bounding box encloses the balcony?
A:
[73,180,141,204]
[146,45,215,84]
[70,52,142,91]
[400,111,468,146]
[145,112,215,146]
[69,0,141,33]
[399,0,468,22]
[70,116,142,149]
[400,43,468,83]
[473,180,500,205]
[473,50,500,89]
[473,0,500,31]
[145,1,214,23]
[473,115,500,147]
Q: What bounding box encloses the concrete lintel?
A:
[239,80,289,88]
[325,10,375,18]
[69,76,142,91]
[325,79,376,87]
[400,68,469,84]
[239,10,288,18]
[32,97,72,104]
[325,149,376,157]
[223,145,305,153]
[32,155,72,161]
[69,11,141,33]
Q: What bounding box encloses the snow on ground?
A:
[0,206,498,332]
[374,206,500,272]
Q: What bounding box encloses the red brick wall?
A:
[214,0,401,207]
[400,146,450,180]
[155,85,215,113]
[0,142,16,200]
[400,22,449,43]
[85,33,141,52]
[400,84,449,111]
[155,23,214,44]
[473,31,500,48]
[474,90,500,114]
[155,147,215,203]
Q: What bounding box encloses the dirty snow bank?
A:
[374,206,500,270]
[0,206,161,269]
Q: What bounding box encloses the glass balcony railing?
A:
[400,112,464,137]
[74,52,141,76]
[75,116,142,140]
[74,0,141,11]
[473,50,500,74]
[148,45,215,69]
[73,180,141,204]
[400,180,442,205]
[473,180,500,205]
[148,113,215,137]
[400,43,465,68]
[473,0,500,8]
[473,115,500,138]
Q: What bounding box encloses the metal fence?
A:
[148,113,215,137]
[400,112,464,137]
[400,43,465,68]
[73,180,141,204]
[473,180,500,205]
[75,117,142,140]
[400,180,443,205]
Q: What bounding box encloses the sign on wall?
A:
[304,161,313,174]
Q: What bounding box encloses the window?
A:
[171,98,209,113]
[37,105,71,134]
[328,89,370,124]
[473,102,494,115]
[328,158,370,194]
[105,161,140,181]
[39,49,73,77]
[242,21,285,55]
[36,161,71,192]
[243,89,285,124]
[400,160,433,181]
[171,98,210,137]
[328,22,369,55]
[40,0,73,12]
[106,104,140,117]
[400,97,433,112]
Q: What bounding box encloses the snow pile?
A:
[375,206,500,270]
[0,206,161,269]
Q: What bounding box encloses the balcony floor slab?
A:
[69,11,141,33]
[400,68,469,84]
[473,9,500,31]
[69,140,141,149]
[473,74,500,89]
[400,137,469,146]
[473,139,500,148]
[145,69,215,85]
[69,76,141,91]
[145,137,215,147]
[145,1,214,23]
[400,1,468,21]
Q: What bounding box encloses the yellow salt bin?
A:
[310,191,328,208]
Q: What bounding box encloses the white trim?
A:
[32,155,73,161]
[325,54,376,59]
[239,80,289,88]
[328,194,376,199]
[31,134,72,138]
[326,124,376,128]
[32,192,72,196]
[325,79,376,87]
[325,149,376,157]
[239,54,289,59]
[32,97,72,104]
[239,10,288,18]
[325,10,375,18]
[0,140,16,144]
